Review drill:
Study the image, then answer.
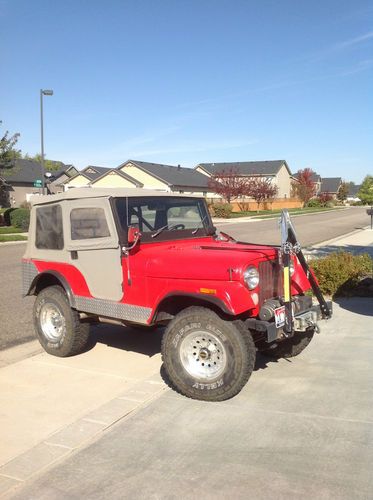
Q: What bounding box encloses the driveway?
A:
[5,298,373,500]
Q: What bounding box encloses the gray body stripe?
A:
[74,296,152,324]
[22,261,39,296]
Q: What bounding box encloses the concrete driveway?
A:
[2,298,373,500]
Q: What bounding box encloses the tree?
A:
[208,168,249,203]
[293,168,317,205]
[24,153,65,172]
[0,128,21,169]
[357,175,373,205]
[246,176,278,212]
[337,182,349,202]
[318,192,333,207]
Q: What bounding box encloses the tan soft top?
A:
[30,187,200,206]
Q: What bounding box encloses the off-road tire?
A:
[33,285,90,357]
[161,306,256,401]
[261,328,315,359]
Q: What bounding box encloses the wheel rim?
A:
[39,303,66,342]
[179,330,227,379]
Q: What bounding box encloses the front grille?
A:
[258,260,283,305]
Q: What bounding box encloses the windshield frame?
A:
[111,196,215,245]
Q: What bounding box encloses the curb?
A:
[306,225,371,250]
[213,207,349,225]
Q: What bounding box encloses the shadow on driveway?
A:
[334,297,373,317]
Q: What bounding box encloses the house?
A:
[114,160,211,194]
[346,184,361,203]
[319,177,342,198]
[195,160,293,198]
[47,165,78,193]
[90,168,143,188]
[63,165,112,189]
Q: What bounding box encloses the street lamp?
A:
[40,89,53,195]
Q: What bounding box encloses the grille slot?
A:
[258,260,283,305]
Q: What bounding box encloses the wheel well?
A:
[30,272,74,305]
[153,294,233,323]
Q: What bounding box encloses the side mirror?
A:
[127,226,141,246]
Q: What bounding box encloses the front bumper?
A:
[245,301,333,343]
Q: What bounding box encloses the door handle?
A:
[70,250,78,260]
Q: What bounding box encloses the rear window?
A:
[70,207,110,240]
[35,204,64,250]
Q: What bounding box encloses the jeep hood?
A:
[144,239,279,281]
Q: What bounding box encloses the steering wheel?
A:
[170,223,185,230]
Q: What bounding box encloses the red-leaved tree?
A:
[318,192,333,207]
[208,168,249,203]
[293,168,317,205]
[245,177,278,212]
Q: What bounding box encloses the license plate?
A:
[274,306,286,328]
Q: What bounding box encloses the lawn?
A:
[0,234,27,242]
[0,226,25,234]
[229,206,344,219]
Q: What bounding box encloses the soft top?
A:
[30,187,201,206]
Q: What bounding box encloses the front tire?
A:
[261,328,315,359]
[33,285,90,357]
[161,307,256,401]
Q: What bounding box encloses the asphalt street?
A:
[0,207,369,350]
[215,206,369,246]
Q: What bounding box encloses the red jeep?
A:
[23,188,332,401]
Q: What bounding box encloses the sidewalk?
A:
[1,227,372,498]
[304,226,373,258]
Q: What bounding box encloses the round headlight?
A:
[243,265,260,290]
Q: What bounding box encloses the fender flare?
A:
[152,291,234,321]
[28,271,76,307]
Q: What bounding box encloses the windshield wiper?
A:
[192,215,208,235]
[151,223,179,238]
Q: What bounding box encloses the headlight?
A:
[243,265,260,290]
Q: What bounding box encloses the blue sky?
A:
[1,0,372,183]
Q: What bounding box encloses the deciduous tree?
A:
[245,176,278,212]
[208,168,249,203]
[0,128,21,169]
[357,175,373,205]
[337,182,349,202]
[293,168,317,205]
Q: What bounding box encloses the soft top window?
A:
[70,207,110,240]
[114,196,213,242]
[35,204,64,250]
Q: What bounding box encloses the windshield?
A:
[114,196,213,242]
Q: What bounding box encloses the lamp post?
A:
[40,89,53,195]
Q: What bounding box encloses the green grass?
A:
[0,226,24,234]
[0,234,27,242]
[229,206,344,219]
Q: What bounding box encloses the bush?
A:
[309,251,373,297]
[10,208,30,231]
[317,192,334,207]
[351,200,363,206]
[211,203,233,218]
[2,208,15,226]
[306,199,321,208]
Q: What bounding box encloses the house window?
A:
[70,207,110,240]
[35,204,64,250]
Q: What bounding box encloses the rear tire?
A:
[161,306,256,401]
[33,285,90,357]
[261,328,315,359]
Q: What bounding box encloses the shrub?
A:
[309,251,373,297]
[211,203,233,218]
[10,208,30,231]
[2,208,15,226]
[306,199,321,208]
[317,192,334,207]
